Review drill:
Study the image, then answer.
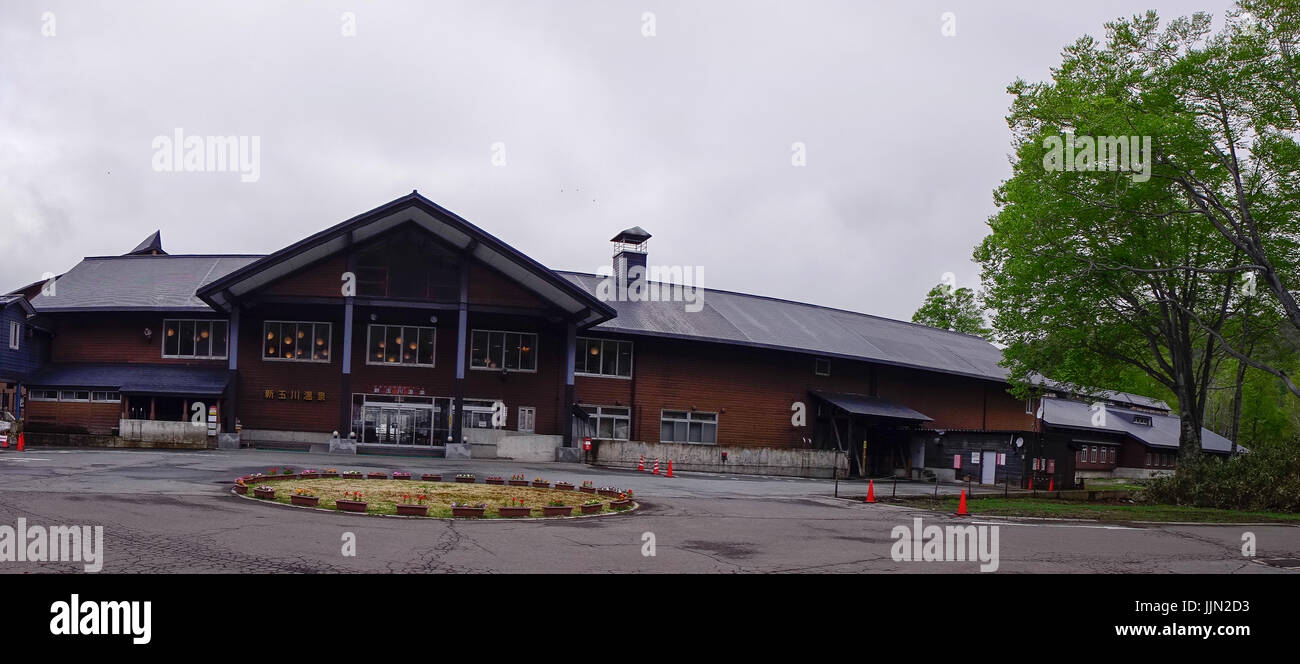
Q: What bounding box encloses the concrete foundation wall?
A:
[26,431,209,449]
[593,440,848,478]
[240,429,333,445]
[1111,466,1172,480]
[119,418,211,446]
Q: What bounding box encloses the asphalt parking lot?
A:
[1,447,1297,573]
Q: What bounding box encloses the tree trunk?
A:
[1229,358,1246,455]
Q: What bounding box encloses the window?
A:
[8,321,18,350]
[367,324,436,366]
[1145,452,1153,467]
[92,391,121,403]
[660,410,718,444]
[575,337,632,377]
[470,330,537,371]
[814,358,831,376]
[1133,415,1153,426]
[518,406,536,433]
[1025,398,1034,415]
[29,389,59,401]
[263,321,332,362]
[59,390,90,402]
[163,319,229,359]
[581,405,630,440]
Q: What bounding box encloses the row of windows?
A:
[1147,452,1177,468]
[28,390,120,403]
[575,406,720,444]
[147,320,639,377]
[1076,445,1116,465]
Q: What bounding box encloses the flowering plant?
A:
[533,478,548,483]
[582,499,602,506]
[486,476,503,482]
[323,468,338,473]
[546,498,568,507]
[581,480,593,488]
[511,473,526,481]
[451,501,485,509]
[455,473,474,479]
[293,487,316,497]
[254,485,274,492]
[392,471,411,479]
[340,491,364,502]
[280,467,295,475]
[507,497,526,506]
[400,493,427,505]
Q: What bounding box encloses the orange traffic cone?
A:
[865,480,876,503]
[956,490,969,516]
[665,460,674,478]
[652,458,660,475]
[16,432,23,452]
[637,455,645,472]
[1048,477,1055,492]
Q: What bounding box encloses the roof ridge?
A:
[81,254,267,260]
[556,270,994,342]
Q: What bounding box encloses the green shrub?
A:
[1145,444,1300,512]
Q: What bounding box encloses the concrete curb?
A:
[231,487,640,521]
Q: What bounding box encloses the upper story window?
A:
[367,324,436,366]
[814,358,830,376]
[575,337,632,378]
[28,389,59,401]
[1132,415,1153,426]
[8,321,18,350]
[471,330,537,372]
[263,321,332,362]
[163,319,228,359]
[661,410,718,444]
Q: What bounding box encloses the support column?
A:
[452,259,469,445]
[339,299,354,435]
[563,320,576,447]
[224,305,240,432]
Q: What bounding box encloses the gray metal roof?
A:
[812,390,932,422]
[30,255,263,312]
[1040,398,1236,453]
[127,231,165,256]
[27,363,229,396]
[561,272,1011,382]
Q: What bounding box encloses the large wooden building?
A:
[6,193,1236,482]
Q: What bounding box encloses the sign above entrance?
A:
[373,385,427,397]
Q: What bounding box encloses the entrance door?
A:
[981,450,997,484]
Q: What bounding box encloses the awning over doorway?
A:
[26,363,229,396]
[810,390,932,423]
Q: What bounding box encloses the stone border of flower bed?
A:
[230,472,639,521]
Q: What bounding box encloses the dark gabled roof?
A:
[197,191,616,327]
[127,231,166,256]
[1040,398,1237,453]
[0,295,35,318]
[29,255,263,313]
[559,271,1011,383]
[26,363,229,396]
[611,226,652,244]
[812,390,932,422]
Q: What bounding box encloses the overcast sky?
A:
[0,0,1237,321]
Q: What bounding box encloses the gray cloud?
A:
[0,0,1234,319]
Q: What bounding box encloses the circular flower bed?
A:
[233,471,635,519]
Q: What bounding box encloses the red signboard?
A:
[583,437,592,451]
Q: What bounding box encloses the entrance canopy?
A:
[27,363,229,396]
[810,390,932,423]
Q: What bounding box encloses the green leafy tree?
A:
[974,6,1300,456]
[911,284,990,339]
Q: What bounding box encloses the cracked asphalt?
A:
[1,447,1297,573]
